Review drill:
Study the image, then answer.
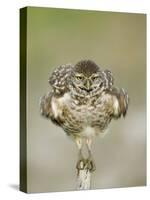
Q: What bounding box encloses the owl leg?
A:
[75,137,86,170]
[86,138,96,172]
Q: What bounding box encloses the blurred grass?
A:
[26,7,146,192]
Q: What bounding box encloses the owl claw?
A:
[87,159,96,172]
[76,158,96,172]
[76,159,86,170]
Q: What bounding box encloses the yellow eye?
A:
[92,76,98,81]
[76,76,83,80]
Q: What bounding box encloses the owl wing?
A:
[48,64,73,95]
[102,69,114,89]
[40,64,73,124]
[107,87,129,118]
[40,92,53,118]
[40,91,60,125]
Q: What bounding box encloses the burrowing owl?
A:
[40,60,129,171]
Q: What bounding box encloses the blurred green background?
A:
[26,7,146,193]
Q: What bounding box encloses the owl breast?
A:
[51,92,112,138]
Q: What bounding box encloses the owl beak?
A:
[84,79,91,90]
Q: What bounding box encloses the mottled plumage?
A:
[40,60,129,171]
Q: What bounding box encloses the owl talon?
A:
[87,159,96,172]
[76,159,86,170]
[76,158,96,172]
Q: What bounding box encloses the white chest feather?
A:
[51,93,71,118]
[113,96,120,116]
[51,98,59,118]
[82,126,96,137]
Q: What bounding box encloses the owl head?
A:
[70,60,114,95]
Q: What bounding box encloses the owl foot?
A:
[76,158,96,172]
[87,150,96,172]
[76,158,86,170]
[86,159,96,172]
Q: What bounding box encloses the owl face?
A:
[70,60,106,95]
[72,72,103,92]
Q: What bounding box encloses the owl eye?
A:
[76,76,83,80]
[92,76,99,81]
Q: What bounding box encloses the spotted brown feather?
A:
[48,64,73,96]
